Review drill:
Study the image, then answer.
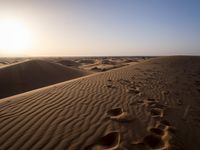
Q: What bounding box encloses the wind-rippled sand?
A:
[0,56,200,150]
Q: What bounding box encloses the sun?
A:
[0,18,33,56]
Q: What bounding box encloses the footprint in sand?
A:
[147,98,156,102]
[107,79,112,82]
[131,132,165,149]
[149,127,164,136]
[150,108,164,118]
[166,126,176,134]
[143,133,164,149]
[129,99,143,106]
[105,79,115,88]
[84,132,120,150]
[107,108,133,122]
[132,125,177,150]
[143,127,172,149]
[105,83,116,89]
[143,98,167,109]
[143,100,167,116]
[161,90,170,96]
[126,87,140,95]
[160,119,171,126]
[158,119,176,133]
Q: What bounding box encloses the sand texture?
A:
[0,56,200,149]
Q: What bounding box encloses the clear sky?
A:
[0,0,200,56]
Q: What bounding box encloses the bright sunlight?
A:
[0,18,33,56]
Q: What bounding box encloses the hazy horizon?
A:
[0,0,200,56]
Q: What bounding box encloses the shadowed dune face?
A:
[0,59,88,99]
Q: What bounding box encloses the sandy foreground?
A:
[0,56,200,150]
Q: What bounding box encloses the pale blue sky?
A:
[0,0,200,56]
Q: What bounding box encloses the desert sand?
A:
[0,57,145,99]
[0,59,88,99]
[0,56,200,149]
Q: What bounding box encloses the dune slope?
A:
[0,59,87,99]
[56,60,80,67]
[0,56,200,150]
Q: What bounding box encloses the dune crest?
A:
[0,59,88,99]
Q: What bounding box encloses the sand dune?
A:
[0,56,200,149]
[56,60,80,67]
[0,59,88,99]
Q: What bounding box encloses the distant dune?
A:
[56,60,81,67]
[0,56,200,149]
[0,59,88,99]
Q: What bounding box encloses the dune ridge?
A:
[0,59,88,99]
[0,56,200,149]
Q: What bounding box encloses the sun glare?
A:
[0,18,33,56]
